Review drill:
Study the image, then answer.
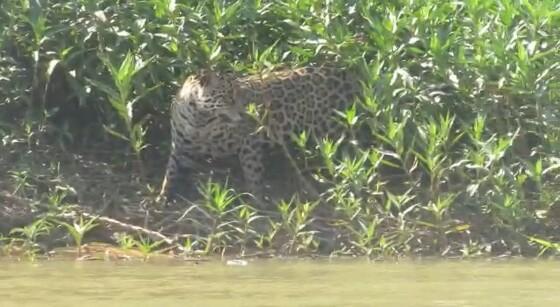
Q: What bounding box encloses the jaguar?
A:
[159,65,362,204]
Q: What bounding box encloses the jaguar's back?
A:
[234,66,361,143]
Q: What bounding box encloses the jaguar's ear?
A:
[198,69,219,87]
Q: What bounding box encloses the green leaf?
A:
[85,77,118,100]
[103,125,130,142]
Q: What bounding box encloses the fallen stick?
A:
[2,190,187,252]
[60,210,186,252]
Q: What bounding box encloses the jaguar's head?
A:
[176,70,245,122]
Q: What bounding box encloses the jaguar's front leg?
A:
[160,148,199,201]
[238,134,269,207]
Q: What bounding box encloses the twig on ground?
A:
[60,210,186,252]
[1,191,186,253]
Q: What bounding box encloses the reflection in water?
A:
[1,260,559,306]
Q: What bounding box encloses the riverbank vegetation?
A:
[1,0,560,261]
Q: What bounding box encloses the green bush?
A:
[1,0,560,258]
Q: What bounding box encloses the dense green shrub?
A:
[1,0,560,257]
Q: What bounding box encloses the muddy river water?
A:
[1,259,559,306]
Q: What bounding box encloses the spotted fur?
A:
[160,66,361,203]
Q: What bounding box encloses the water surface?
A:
[1,259,559,306]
